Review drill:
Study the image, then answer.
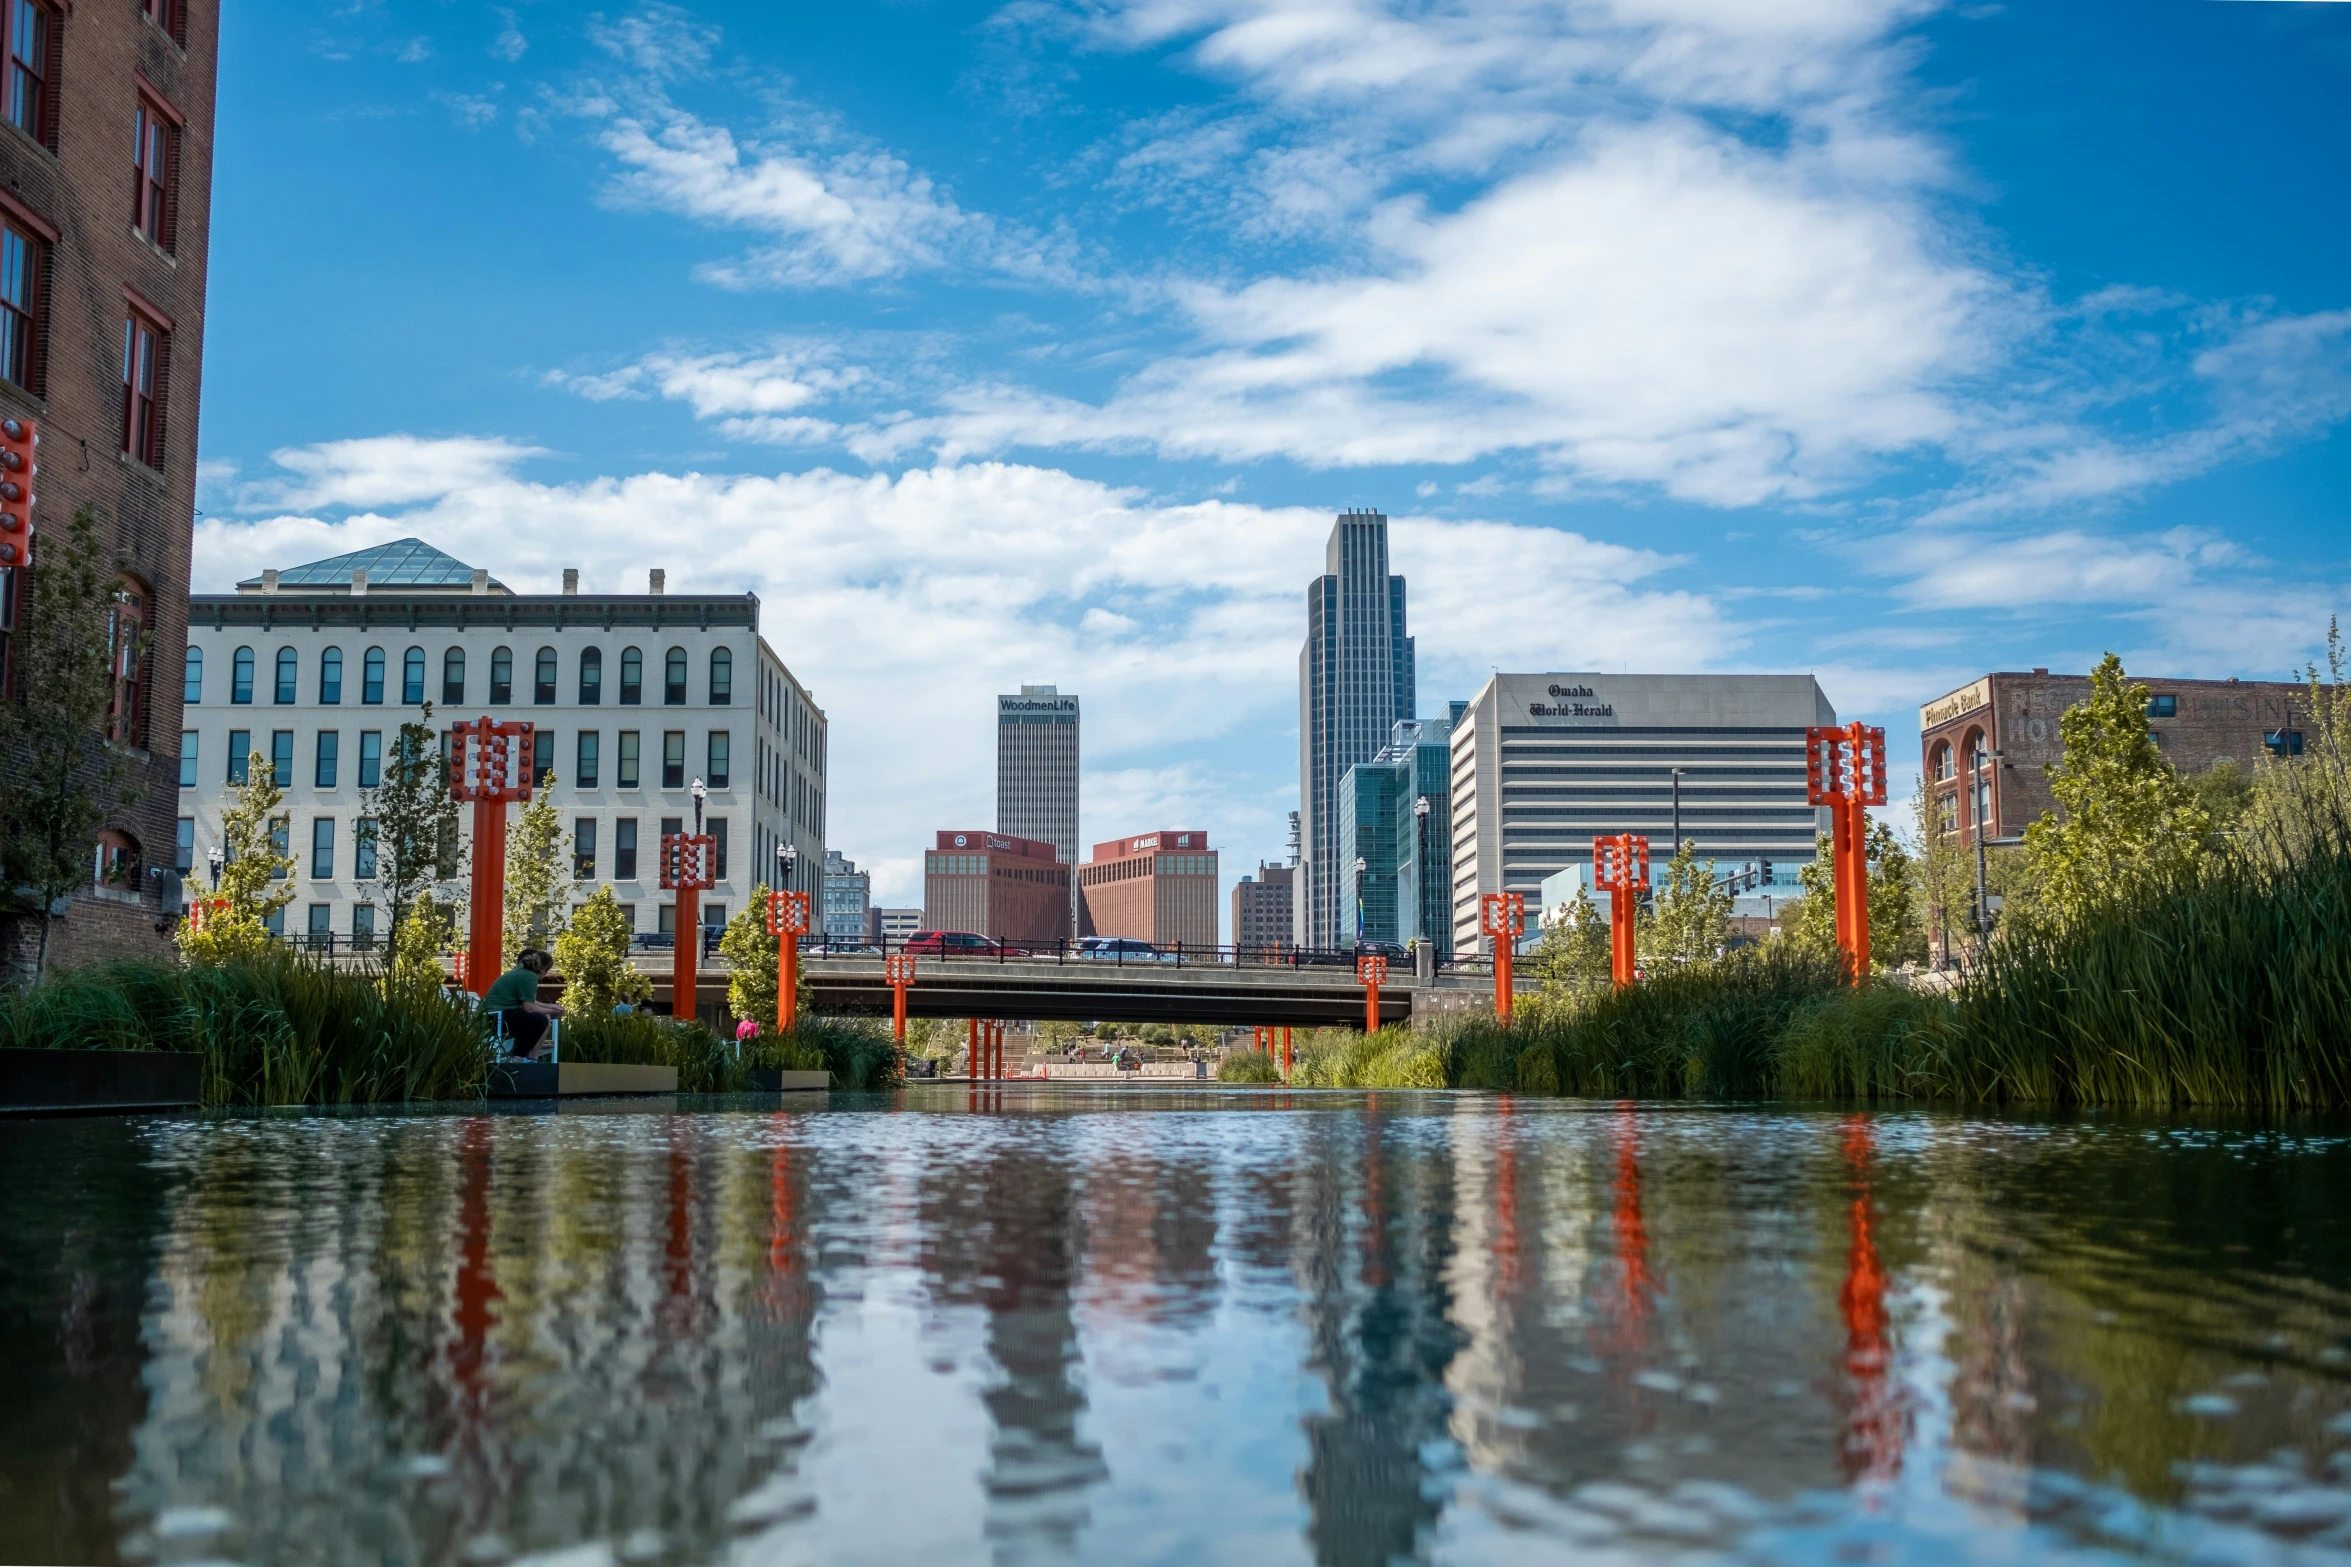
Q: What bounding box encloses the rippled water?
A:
[6,1090,2351,1566]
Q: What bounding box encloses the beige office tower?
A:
[997,685,1080,863]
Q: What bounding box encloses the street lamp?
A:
[1670,766,1684,859]
[206,844,223,889]
[690,776,707,835]
[776,839,797,888]
[1353,855,1368,945]
[1412,796,1432,944]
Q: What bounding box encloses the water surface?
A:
[5,1089,2351,1566]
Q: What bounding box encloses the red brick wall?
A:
[0,0,215,967]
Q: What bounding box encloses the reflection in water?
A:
[3,1098,2351,1565]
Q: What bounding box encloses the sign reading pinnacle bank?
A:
[1527,683,1614,719]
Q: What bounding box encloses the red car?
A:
[899,930,1032,958]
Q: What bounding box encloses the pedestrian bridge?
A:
[653,954,1508,1028]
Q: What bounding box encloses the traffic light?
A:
[0,415,33,569]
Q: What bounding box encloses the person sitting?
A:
[483,949,566,1061]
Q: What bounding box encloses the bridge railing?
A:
[804,937,1522,978]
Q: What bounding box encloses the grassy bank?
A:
[1244,848,2351,1110]
[0,953,906,1106]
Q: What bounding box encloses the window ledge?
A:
[129,227,178,267]
[117,450,167,486]
[0,117,57,163]
[142,13,190,59]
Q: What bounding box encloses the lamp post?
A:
[661,779,717,1023]
[1413,796,1434,981]
[1353,855,1368,946]
[768,842,807,1036]
[206,844,222,890]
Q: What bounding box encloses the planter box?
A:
[0,1048,201,1115]
[746,1068,830,1093]
[488,1061,679,1098]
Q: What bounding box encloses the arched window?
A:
[106,578,148,745]
[182,645,202,704]
[619,646,642,705]
[93,829,139,891]
[709,647,732,704]
[1929,742,1952,781]
[534,646,557,705]
[489,646,513,704]
[443,646,466,705]
[402,647,425,705]
[578,647,602,705]
[664,646,687,705]
[274,646,298,704]
[362,647,385,705]
[231,646,254,704]
[319,647,343,705]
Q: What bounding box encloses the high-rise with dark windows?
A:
[1297,510,1414,949]
[996,685,1079,863]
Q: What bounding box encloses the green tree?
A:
[1531,879,1611,995]
[1642,838,1731,968]
[2243,619,2351,871]
[1910,777,1979,966]
[177,742,296,965]
[718,885,811,1028]
[1775,820,1926,971]
[2019,653,2211,929]
[0,507,147,978]
[361,706,459,940]
[500,771,571,965]
[553,884,650,1015]
[387,894,455,989]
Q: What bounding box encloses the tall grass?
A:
[0,953,491,1107]
[1217,1048,1280,1083]
[559,1011,904,1092]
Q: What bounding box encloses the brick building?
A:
[921,830,1071,945]
[1078,830,1218,951]
[1920,669,2311,848]
[0,0,217,965]
[1230,861,1293,957]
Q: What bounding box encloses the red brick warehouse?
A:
[0,0,216,964]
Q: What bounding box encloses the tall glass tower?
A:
[1297,510,1414,949]
[997,685,1080,863]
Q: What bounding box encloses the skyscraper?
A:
[1297,510,1415,949]
[997,685,1080,862]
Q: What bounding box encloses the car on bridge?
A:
[1074,936,1179,963]
[900,930,1037,959]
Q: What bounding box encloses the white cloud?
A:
[230,436,547,512]
[198,445,1725,902]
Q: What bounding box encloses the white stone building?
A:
[177,540,826,949]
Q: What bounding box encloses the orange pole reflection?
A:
[1839,1116,1904,1482]
[448,1118,502,1415]
[1599,1104,1655,1359]
[1494,1096,1520,1298]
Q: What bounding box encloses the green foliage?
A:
[1138,1022,1176,1046]
[1217,1048,1281,1083]
[553,885,650,1015]
[1911,774,1980,963]
[1642,838,1731,969]
[2242,619,2351,871]
[0,951,490,1106]
[2020,653,2211,932]
[1284,1025,1450,1088]
[1531,879,1611,996]
[559,1008,826,1092]
[1774,821,1927,971]
[176,742,297,966]
[387,895,454,989]
[718,885,780,1024]
[501,772,571,965]
[361,707,459,940]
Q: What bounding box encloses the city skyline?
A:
[182,1,2351,909]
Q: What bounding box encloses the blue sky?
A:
[195,0,2351,906]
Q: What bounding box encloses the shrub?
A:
[1217,1048,1280,1083]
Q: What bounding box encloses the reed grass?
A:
[1216,1048,1281,1083]
[559,1011,904,1093]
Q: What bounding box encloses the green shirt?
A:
[481,966,542,1011]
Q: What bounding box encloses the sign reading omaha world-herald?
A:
[1526,683,1616,720]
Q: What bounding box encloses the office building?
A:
[179,541,826,948]
[0,3,219,967]
[821,849,870,945]
[1921,668,2309,847]
[1230,862,1294,956]
[1297,509,1414,949]
[1450,673,1834,954]
[921,830,1071,943]
[874,906,921,946]
[1078,831,1218,951]
[1338,709,1460,955]
[997,684,1079,862]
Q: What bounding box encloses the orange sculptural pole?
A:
[448,719,535,997]
[1357,953,1387,1034]
[1593,834,1652,990]
[885,953,916,1045]
[1480,892,1526,1024]
[767,889,810,1035]
[1807,722,1889,986]
[661,829,717,1021]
